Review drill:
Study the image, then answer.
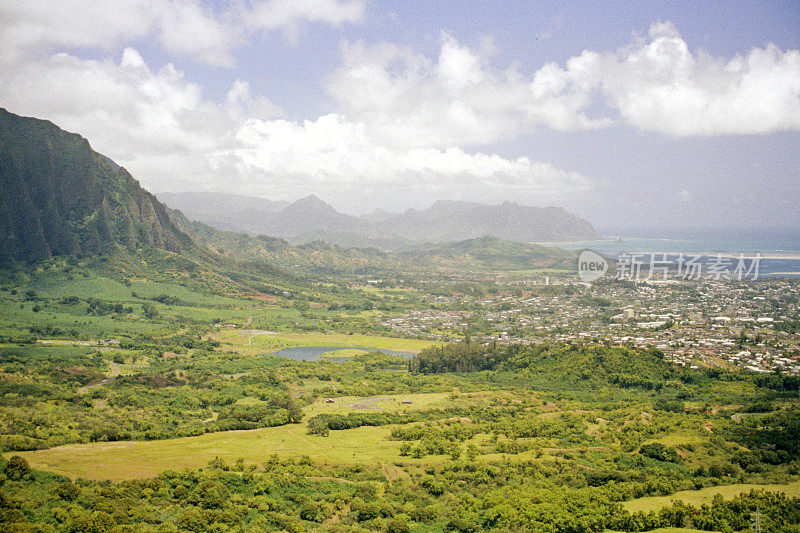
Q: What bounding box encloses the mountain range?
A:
[157,192,599,248]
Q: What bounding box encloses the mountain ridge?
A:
[0,108,190,263]
[160,192,599,248]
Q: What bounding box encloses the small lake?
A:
[262,346,414,362]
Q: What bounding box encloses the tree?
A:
[387,518,411,533]
[399,442,412,456]
[55,481,80,501]
[142,303,158,319]
[3,456,31,480]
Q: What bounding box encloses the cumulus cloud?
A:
[599,22,800,135]
[329,23,800,143]
[0,0,366,67]
[328,34,607,149]
[3,16,791,210]
[0,48,589,200]
[218,114,590,194]
[0,47,253,187]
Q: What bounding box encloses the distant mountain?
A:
[360,208,401,224]
[262,194,375,240]
[156,191,288,234]
[379,200,599,243]
[162,192,598,248]
[0,108,190,263]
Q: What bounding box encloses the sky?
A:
[0,0,798,230]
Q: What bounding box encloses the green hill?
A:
[398,234,574,271]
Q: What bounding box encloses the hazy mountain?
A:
[160,192,385,246]
[156,191,288,234]
[163,191,598,247]
[0,109,190,263]
[379,200,599,243]
[359,208,401,224]
[262,194,375,240]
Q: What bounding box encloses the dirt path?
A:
[381,462,409,481]
[77,361,121,393]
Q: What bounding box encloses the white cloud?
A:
[0,48,589,201]
[156,1,239,67]
[328,24,800,143]
[219,114,590,196]
[0,0,153,64]
[0,0,366,67]
[599,22,800,136]
[4,15,791,213]
[0,48,242,187]
[245,0,365,33]
[328,34,607,149]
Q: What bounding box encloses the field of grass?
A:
[210,329,439,356]
[271,331,437,352]
[641,434,707,447]
[622,481,800,513]
[9,391,504,481]
[16,422,401,481]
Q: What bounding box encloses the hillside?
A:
[0,109,190,263]
[398,235,574,271]
[170,213,576,277]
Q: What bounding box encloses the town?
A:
[378,275,800,375]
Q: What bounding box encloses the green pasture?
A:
[10,391,502,481]
[623,481,800,513]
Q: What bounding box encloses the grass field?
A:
[622,481,800,513]
[268,331,438,352]
[209,329,439,356]
[16,423,401,481]
[9,392,469,481]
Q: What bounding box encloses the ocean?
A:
[537,227,800,277]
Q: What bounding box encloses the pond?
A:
[262,346,414,362]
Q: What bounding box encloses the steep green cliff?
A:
[0,109,190,263]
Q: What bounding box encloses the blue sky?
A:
[1,0,798,229]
